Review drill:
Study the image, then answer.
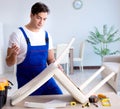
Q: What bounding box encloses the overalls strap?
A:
[19,27,30,45]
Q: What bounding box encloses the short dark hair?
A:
[31,2,50,15]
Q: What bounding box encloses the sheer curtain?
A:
[0,22,4,74]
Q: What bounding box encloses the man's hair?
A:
[31,2,50,15]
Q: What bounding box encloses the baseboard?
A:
[74,66,101,70]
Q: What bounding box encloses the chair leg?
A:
[63,64,69,76]
[81,62,83,72]
[65,63,69,76]
[66,63,69,76]
[79,65,81,72]
[79,62,83,72]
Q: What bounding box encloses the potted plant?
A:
[86,24,120,61]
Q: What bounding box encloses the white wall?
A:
[0,0,120,73]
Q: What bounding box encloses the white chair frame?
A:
[10,38,116,106]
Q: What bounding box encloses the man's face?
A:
[31,12,48,29]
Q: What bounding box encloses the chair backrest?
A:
[56,43,69,64]
[79,41,85,60]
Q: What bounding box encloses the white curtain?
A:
[0,22,4,74]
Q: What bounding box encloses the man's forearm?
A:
[6,54,17,66]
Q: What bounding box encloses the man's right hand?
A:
[10,43,20,56]
[6,43,20,66]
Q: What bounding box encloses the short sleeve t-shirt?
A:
[8,26,53,64]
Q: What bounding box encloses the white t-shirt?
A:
[8,26,53,64]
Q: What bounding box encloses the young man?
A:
[6,2,63,95]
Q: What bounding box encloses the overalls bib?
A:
[17,27,63,95]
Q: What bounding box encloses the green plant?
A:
[86,24,120,60]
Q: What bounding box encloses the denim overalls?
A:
[16,27,63,95]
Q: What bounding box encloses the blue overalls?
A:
[16,27,63,95]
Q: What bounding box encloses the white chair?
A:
[56,44,69,75]
[73,41,85,72]
[102,55,120,93]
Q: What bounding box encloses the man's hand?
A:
[9,43,20,56]
[6,43,20,66]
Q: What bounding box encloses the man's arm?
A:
[6,43,20,66]
[47,49,55,65]
[47,49,63,71]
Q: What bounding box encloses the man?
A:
[6,2,63,95]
